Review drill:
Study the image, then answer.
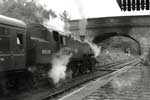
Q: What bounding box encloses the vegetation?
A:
[0,0,57,24]
[99,36,139,55]
[59,10,71,31]
[60,10,71,22]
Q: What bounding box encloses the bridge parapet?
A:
[69,16,150,56]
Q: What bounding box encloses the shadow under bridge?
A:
[92,32,141,55]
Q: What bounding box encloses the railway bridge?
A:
[69,15,150,60]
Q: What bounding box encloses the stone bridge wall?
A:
[69,15,150,57]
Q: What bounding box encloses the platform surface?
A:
[58,64,137,100]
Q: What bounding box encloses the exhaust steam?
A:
[48,47,73,84]
[73,0,101,57]
[84,37,101,57]
[70,34,101,57]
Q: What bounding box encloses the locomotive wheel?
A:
[67,62,79,77]
[18,70,34,90]
[66,69,73,80]
[0,70,34,96]
[73,63,80,76]
[27,64,52,88]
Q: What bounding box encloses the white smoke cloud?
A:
[78,19,87,35]
[73,0,101,57]
[48,47,73,84]
[84,37,101,57]
[70,34,101,57]
[43,17,69,36]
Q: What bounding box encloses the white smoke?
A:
[84,37,101,57]
[70,34,101,57]
[48,47,73,84]
[43,16,70,36]
[78,19,87,35]
[73,0,101,57]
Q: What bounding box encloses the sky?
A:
[38,0,150,33]
[39,0,150,20]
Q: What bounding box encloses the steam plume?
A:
[84,37,101,57]
[73,0,101,57]
[74,0,87,35]
[79,19,87,35]
[70,34,101,57]
[48,47,73,84]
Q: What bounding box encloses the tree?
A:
[60,10,71,22]
[60,10,71,31]
[0,0,57,24]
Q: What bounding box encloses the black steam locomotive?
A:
[0,15,96,93]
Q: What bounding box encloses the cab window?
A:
[0,37,10,52]
[0,27,5,35]
[17,33,23,49]
[60,35,66,45]
[60,35,63,44]
[53,31,59,41]
[0,27,10,52]
[0,27,9,35]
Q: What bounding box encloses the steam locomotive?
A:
[0,15,96,93]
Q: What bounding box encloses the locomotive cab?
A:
[26,24,67,66]
[0,15,26,72]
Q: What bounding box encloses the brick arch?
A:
[92,32,141,55]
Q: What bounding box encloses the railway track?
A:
[96,58,135,69]
[2,58,141,100]
[95,58,139,71]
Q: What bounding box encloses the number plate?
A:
[42,50,51,54]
